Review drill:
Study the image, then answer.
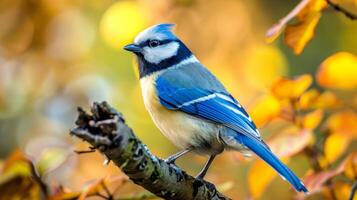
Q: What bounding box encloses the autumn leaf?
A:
[284,0,327,54]
[78,176,127,200]
[324,133,350,164]
[312,91,341,109]
[302,109,324,130]
[266,0,311,43]
[50,176,128,200]
[0,150,41,200]
[317,52,357,90]
[344,152,357,180]
[326,110,357,137]
[266,0,327,54]
[249,94,281,127]
[331,182,353,200]
[271,74,313,99]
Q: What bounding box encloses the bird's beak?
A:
[123,44,142,53]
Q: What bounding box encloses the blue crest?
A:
[135,23,177,43]
[150,23,176,40]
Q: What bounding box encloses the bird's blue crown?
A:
[149,23,177,40]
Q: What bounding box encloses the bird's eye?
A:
[149,40,160,48]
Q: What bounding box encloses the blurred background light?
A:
[100,1,148,49]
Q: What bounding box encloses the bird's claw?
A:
[164,158,176,165]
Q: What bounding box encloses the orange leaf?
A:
[266,0,312,43]
[299,90,340,110]
[312,91,340,109]
[326,110,357,137]
[284,0,327,54]
[344,152,357,180]
[299,89,320,109]
[271,74,313,99]
[302,109,324,130]
[0,150,41,199]
[249,95,281,127]
[332,182,353,200]
[49,191,81,200]
[79,176,127,200]
[317,52,357,90]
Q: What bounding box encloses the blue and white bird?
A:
[124,24,308,193]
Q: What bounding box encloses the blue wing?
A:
[155,71,308,193]
[156,76,261,141]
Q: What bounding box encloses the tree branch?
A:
[70,102,230,200]
[326,0,357,20]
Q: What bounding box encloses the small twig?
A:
[74,146,96,154]
[349,181,357,200]
[96,192,110,199]
[266,0,310,39]
[326,0,357,20]
[101,181,113,199]
[28,161,49,198]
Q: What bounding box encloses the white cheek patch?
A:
[143,42,180,64]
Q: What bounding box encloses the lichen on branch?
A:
[70,102,230,200]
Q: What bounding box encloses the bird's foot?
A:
[164,157,177,165]
[195,171,206,180]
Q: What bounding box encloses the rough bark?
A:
[70,102,231,200]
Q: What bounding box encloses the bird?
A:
[124,23,308,193]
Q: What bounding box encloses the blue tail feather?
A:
[237,134,308,193]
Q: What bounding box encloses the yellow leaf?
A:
[324,133,349,163]
[344,152,357,180]
[302,109,324,129]
[333,182,353,200]
[299,89,320,109]
[249,95,281,127]
[313,91,340,109]
[79,176,127,200]
[248,158,289,199]
[299,90,340,110]
[317,52,357,90]
[285,12,321,54]
[284,0,327,54]
[271,74,313,99]
[265,0,312,43]
[326,110,357,137]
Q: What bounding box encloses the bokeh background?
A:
[0,0,356,199]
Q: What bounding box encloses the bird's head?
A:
[124,24,192,78]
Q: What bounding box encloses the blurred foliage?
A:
[0,0,356,199]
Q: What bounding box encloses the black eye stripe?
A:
[138,39,177,48]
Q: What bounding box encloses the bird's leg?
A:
[164,148,192,164]
[196,155,216,180]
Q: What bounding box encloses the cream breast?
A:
[140,71,222,154]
